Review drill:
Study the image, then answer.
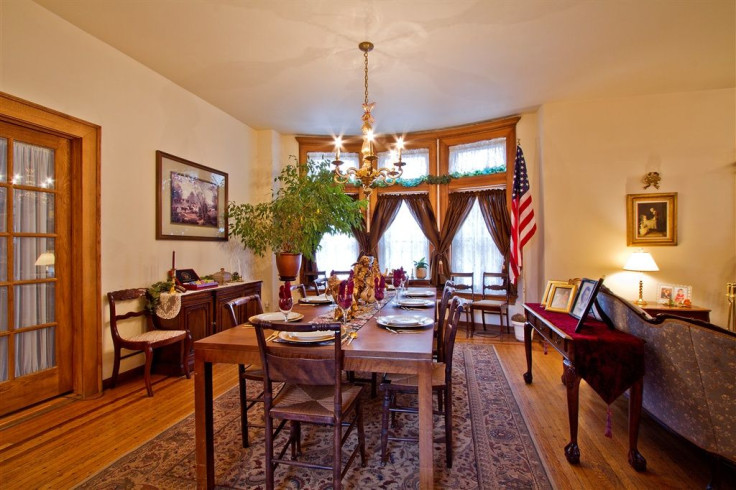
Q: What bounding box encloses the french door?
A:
[0,121,72,416]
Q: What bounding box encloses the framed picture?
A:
[545,283,578,313]
[626,192,677,246]
[156,151,228,241]
[671,284,692,306]
[571,277,605,332]
[657,284,674,304]
[542,280,569,306]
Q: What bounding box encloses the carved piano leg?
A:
[523,322,533,384]
[627,377,647,472]
[563,359,581,464]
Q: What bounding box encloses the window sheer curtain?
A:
[378,200,429,273]
[10,142,56,379]
[448,138,506,173]
[433,192,475,284]
[378,148,429,179]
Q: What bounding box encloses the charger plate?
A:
[404,290,435,297]
[299,295,332,304]
[376,315,433,328]
[397,298,434,307]
[249,311,304,323]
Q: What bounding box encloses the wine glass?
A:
[374,276,385,308]
[278,295,293,322]
[337,280,353,327]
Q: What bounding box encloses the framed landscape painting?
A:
[156,151,228,241]
[626,192,677,246]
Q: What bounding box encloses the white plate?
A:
[278,331,335,343]
[404,290,435,297]
[299,295,332,304]
[376,315,434,328]
[249,311,304,323]
[397,298,434,307]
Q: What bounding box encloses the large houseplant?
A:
[228,157,366,280]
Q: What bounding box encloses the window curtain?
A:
[476,189,516,296]
[368,194,403,258]
[433,192,475,284]
[403,194,441,284]
[352,215,371,257]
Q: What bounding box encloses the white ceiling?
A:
[33,0,735,137]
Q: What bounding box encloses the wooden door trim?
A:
[1,91,102,398]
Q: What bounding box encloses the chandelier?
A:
[332,41,405,195]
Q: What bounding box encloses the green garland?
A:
[146,280,174,313]
[345,165,506,189]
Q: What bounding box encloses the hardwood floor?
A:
[0,331,723,489]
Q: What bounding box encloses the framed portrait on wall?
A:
[626,192,677,246]
[156,151,228,241]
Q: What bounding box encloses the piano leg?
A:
[628,377,647,471]
[523,322,533,384]
[562,359,581,464]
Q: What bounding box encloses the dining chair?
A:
[290,283,307,299]
[305,270,327,295]
[107,288,191,397]
[379,296,464,468]
[330,270,353,280]
[225,294,269,448]
[434,280,455,360]
[253,321,366,489]
[448,271,476,337]
[471,271,511,335]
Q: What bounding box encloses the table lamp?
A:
[623,250,659,306]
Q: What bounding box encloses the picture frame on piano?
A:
[545,283,578,313]
[542,280,570,306]
[571,277,605,332]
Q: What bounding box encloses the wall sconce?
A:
[623,250,659,305]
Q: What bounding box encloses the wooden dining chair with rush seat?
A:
[434,280,456,360]
[379,296,464,468]
[225,294,285,448]
[107,288,191,397]
[469,271,511,336]
[304,270,327,295]
[448,271,476,337]
[253,321,366,490]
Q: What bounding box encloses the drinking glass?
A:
[278,296,293,322]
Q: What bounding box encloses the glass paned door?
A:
[0,122,71,415]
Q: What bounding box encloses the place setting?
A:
[396,297,434,309]
[376,314,433,334]
[267,327,348,345]
[298,294,333,305]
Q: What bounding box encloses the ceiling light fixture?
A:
[332,41,405,195]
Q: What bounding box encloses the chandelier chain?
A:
[364,49,370,105]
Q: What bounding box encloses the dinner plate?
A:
[299,295,332,304]
[249,311,304,323]
[376,315,434,328]
[278,330,336,343]
[397,298,434,307]
[404,290,435,297]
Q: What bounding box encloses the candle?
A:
[172,251,176,269]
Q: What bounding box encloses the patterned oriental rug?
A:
[77,345,551,489]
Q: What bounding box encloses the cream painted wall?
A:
[1,0,265,378]
[536,89,735,327]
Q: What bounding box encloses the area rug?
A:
[76,344,551,489]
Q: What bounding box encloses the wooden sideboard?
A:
[636,303,711,322]
[154,280,262,375]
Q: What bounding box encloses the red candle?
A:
[172,251,176,269]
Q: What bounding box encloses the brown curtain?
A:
[368,194,403,258]
[433,192,476,284]
[403,194,441,285]
[352,215,371,258]
[477,189,516,296]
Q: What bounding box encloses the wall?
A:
[1,0,271,377]
[535,89,735,327]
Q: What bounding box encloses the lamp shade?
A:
[35,251,55,266]
[623,251,659,272]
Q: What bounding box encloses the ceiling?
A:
[33,0,735,137]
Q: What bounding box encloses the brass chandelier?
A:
[332,41,405,195]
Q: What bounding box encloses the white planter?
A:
[512,320,526,342]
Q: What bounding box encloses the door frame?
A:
[1,91,102,399]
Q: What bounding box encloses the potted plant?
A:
[511,313,526,342]
[413,257,429,280]
[228,157,366,280]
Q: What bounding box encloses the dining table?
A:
[193,288,438,489]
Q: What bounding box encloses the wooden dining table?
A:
[193,290,437,489]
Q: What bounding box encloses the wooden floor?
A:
[0,330,721,489]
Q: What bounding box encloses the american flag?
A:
[509,145,536,284]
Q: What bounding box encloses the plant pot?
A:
[275,253,302,281]
[415,267,428,280]
[512,320,526,342]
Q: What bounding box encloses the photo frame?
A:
[657,283,674,304]
[542,280,569,306]
[571,277,605,332]
[626,192,677,246]
[156,151,228,241]
[671,284,692,306]
[545,283,578,313]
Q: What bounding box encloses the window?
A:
[451,198,504,293]
[448,138,506,174]
[378,147,430,180]
[315,232,359,275]
[378,201,429,274]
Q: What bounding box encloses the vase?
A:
[512,320,526,342]
[275,253,302,281]
[415,267,428,280]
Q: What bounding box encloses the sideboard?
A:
[153,280,262,375]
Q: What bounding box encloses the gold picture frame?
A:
[626,192,677,246]
[542,280,569,306]
[545,283,578,313]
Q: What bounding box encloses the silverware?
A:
[265,332,278,342]
[384,327,399,334]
